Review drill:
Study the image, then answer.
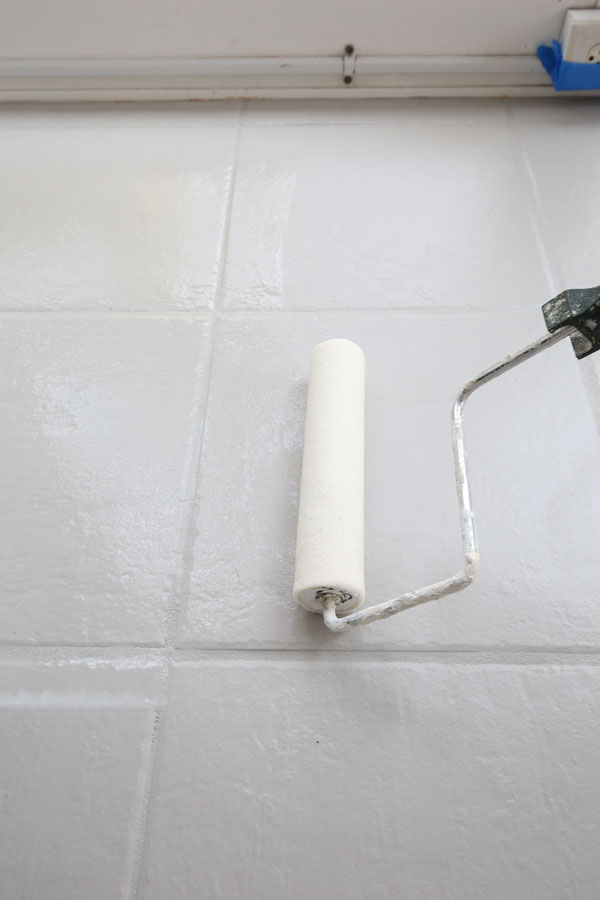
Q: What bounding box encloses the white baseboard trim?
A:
[0,54,592,100]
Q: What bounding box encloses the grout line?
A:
[505,102,560,296]
[0,309,214,318]
[126,100,245,900]
[158,315,217,644]
[165,100,245,649]
[125,659,170,900]
[237,116,510,128]
[0,305,551,318]
[0,641,167,651]
[214,305,548,318]
[164,651,600,667]
[3,645,600,664]
[214,105,247,303]
[241,121,508,129]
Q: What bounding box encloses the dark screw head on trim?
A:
[343,75,353,84]
[345,44,354,56]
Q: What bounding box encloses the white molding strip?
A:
[0,56,342,78]
[358,55,540,75]
[0,53,590,100]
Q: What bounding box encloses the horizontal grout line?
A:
[0,101,574,123]
[240,119,510,127]
[2,646,600,667]
[0,109,528,128]
[0,689,163,709]
[168,653,600,667]
[215,305,546,317]
[0,309,214,319]
[0,305,546,319]
[0,642,167,653]
[171,647,600,660]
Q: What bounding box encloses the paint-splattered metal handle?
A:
[324,285,600,632]
[323,295,600,632]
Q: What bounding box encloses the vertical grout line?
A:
[123,662,169,900]
[214,100,247,320]
[125,100,245,900]
[165,98,246,647]
[505,101,560,296]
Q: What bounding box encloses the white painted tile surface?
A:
[0,104,237,311]
[140,661,600,900]
[1,99,600,900]
[223,116,550,311]
[0,660,162,900]
[0,315,211,644]
[180,310,600,649]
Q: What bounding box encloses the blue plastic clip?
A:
[537,40,600,91]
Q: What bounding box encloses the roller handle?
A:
[543,285,600,359]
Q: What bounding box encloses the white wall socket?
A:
[560,9,600,63]
[588,41,600,63]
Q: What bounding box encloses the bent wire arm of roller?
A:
[322,325,575,632]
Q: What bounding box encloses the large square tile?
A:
[179,310,600,649]
[223,116,549,310]
[0,315,211,644]
[139,660,600,900]
[0,104,238,311]
[0,659,161,900]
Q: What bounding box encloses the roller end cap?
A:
[294,585,362,614]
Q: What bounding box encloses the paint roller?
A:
[293,339,365,614]
[293,285,600,632]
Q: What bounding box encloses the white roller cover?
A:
[294,338,365,613]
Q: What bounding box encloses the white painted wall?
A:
[1,0,597,57]
[1,98,600,899]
